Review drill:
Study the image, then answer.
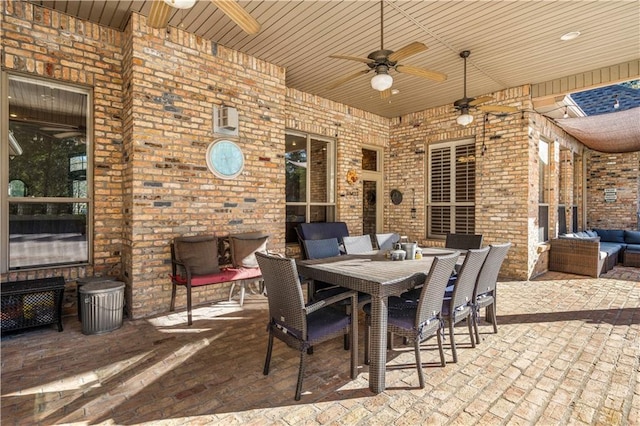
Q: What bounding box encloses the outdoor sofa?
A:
[549,229,640,277]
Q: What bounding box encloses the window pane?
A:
[286,205,306,244]
[9,202,88,269]
[309,137,329,203]
[9,79,87,198]
[310,205,335,223]
[362,148,377,171]
[285,134,307,202]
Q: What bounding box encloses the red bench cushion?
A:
[172,267,262,287]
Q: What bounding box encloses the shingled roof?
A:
[555,80,640,153]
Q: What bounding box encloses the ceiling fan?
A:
[148,0,261,35]
[454,50,518,126]
[327,1,446,97]
[40,125,85,139]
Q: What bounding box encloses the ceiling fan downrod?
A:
[460,50,470,99]
[379,0,384,51]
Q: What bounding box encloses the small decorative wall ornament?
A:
[206,139,244,179]
[390,189,403,205]
[346,169,359,185]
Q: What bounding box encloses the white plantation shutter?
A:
[428,140,476,238]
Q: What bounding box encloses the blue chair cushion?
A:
[297,222,349,242]
[304,238,341,259]
[307,308,351,341]
[625,244,640,252]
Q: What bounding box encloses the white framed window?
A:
[1,73,92,271]
[427,139,476,238]
[285,131,336,243]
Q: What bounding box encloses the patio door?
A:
[361,147,383,237]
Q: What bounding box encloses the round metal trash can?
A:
[79,281,125,335]
[76,277,117,321]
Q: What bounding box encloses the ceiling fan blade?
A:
[54,131,84,139]
[326,69,370,90]
[387,42,427,63]
[211,0,261,35]
[477,105,519,113]
[148,0,172,28]
[395,64,447,82]
[469,95,493,106]
[40,126,78,131]
[329,54,373,64]
[380,89,391,99]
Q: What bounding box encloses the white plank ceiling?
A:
[25,1,640,119]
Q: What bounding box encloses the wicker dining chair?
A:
[472,242,511,343]
[375,233,400,250]
[445,233,484,250]
[256,252,358,401]
[362,252,459,388]
[343,235,374,254]
[441,246,489,362]
[304,237,371,350]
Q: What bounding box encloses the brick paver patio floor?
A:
[2,267,639,425]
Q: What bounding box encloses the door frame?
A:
[361,145,384,234]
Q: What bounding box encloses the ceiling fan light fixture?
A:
[371,73,393,91]
[163,0,196,9]
[457,113,474,126]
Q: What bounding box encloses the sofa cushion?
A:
[560,233,599,242]
[576,231,590,238]
[599,242,624,256]
[585,230,598,238]
[594,229,625,243]
[624,230,640,244]
[625,244,640,252]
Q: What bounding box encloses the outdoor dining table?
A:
[296,247,461,394]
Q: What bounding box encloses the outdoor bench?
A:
[169,232,268,325]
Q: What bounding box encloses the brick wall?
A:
[122,13,286,318]
[1,0,125,314]
[285,89,389,236]
[3,0,638,319]
[586,151,640,230]
[386,87,537,279]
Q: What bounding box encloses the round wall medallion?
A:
[390,189,403,205]
[206,139,244,179]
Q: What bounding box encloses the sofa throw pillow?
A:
[585,230,598,238]
[230,232,269,269]
[594,229,625,243]
[173,235,220,276]
[624,230,640,244]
